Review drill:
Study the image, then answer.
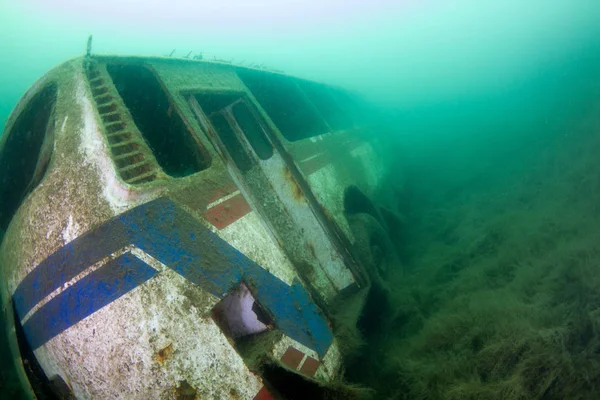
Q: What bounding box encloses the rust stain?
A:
[307,242,317,260]
[155,343,174,364]
[176,380,197,400]
[321,206,335,224]
[282,166,304,202]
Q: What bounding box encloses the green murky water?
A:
[346,55,600,399]
[2,1,600,399]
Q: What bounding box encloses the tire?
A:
[346,212,399,341]
[347,213,400,288]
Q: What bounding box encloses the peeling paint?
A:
[61,215,81,244]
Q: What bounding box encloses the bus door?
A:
[188,93,359,302]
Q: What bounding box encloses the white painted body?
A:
[0,56,389,399]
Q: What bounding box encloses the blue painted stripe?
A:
[22,252,157,350]
[14,197,334,356]
[13,218,129,319]
[290,280,334,357]
[120,199,333,355]
[245,262,334,357]
[120,199,244,297]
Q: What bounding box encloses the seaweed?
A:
[348,97,600,399]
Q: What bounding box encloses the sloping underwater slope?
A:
[348,97,600,398]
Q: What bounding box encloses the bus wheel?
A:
[347,213,399,287]
[347,213,398,341]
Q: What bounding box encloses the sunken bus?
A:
[0,54,400,399]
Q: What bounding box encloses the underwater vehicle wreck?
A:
[0,53,399,399]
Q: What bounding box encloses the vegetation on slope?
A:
[348,100,600,399]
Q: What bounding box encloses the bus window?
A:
[107,64,211,178]
[237,69,328,142]
[298,81,353,131]
[231,101,273,160]
[210,113,253,172]
[0,84,57,232]
[193,93,255,172]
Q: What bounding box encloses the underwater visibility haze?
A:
[2,0,600,398]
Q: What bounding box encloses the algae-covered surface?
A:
[3,62,600,400]
[2,2,600,398]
